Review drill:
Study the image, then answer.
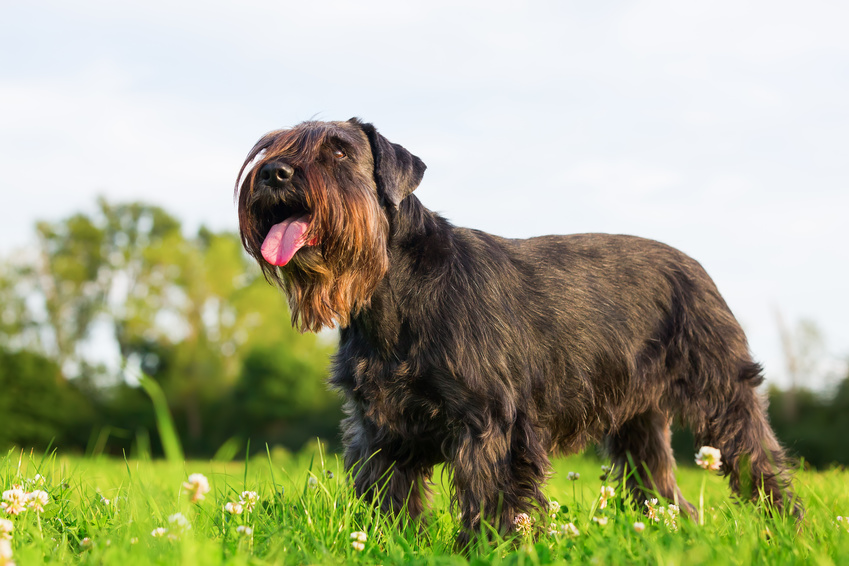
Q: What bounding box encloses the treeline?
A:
[0,199,343,457]
[767,381,849,469]
[1,199,847,468]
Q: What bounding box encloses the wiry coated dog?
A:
[236,119,800,547]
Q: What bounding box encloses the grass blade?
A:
[138,373,184,463]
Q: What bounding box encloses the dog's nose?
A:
[259,162,294,187]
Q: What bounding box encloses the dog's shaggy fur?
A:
[236,119,800,547]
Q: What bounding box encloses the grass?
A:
[2,445,848,565]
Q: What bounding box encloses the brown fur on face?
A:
[235,120,390,331]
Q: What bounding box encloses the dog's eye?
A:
[333,149,346,160]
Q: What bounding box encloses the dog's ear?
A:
[351,118,427,208]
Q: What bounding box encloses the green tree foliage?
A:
[228,344,342,450]
[0,260,37,348]
[767,378,849,469]
[35,212,109,371]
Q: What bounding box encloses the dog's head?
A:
[235,119,426,331]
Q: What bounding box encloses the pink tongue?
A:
[261,215,312,266]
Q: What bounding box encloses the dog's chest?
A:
[336,353,445,433]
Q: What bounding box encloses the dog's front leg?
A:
[450,413,549,550]
[343,415,432,521]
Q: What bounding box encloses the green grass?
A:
[2,446,848,565]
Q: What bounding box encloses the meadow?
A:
[2,445,848,566]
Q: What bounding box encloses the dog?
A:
[236,118,800,547]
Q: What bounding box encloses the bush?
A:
[0,348,95,451]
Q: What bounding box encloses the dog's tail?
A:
[702,362,804,519]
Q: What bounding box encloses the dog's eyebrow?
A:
[324,131,358,145]
[327,137,356,150]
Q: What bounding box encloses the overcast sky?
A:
[2,1,847,388]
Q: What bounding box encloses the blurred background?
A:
[1,1,847,467]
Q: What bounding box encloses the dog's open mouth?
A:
[261,214,317,266]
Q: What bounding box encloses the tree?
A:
[229,343,342,451]
[0,347,94,450]
[774,310,826,419]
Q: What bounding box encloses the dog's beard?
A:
[240,171,390,333]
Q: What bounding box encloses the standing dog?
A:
[236,119,799,547]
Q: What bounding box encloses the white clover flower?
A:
[236,525,253,537]
[130,537,139,544]
[600,465,612,479]
[598,485,615,509]
[0,518,12,540]
[26,474,45,487]
[561,522,580,538]
[592,516,609,526]
[661,505,680,531]
[633,521,646,533]
[548,500,560,516]
[182,473,211,503]
[547,522,559,537]
[151,528,168,538]
[695,446,722,471]
[168,512,191,532]
[240,491,258,513]
[350,531,367,543]
[567,471,580,481]
[27,490,49,513]
[0,538,13,562]
[645,499,660,522]
[1,489,27,516]
[351,541,365,551]
[308,476,318,488]
[224,502,244,515]
[80,537,93,549]
[513,513,534,536]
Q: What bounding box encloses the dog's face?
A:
[235,119,426,331]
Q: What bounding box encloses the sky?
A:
[1,1,848,389]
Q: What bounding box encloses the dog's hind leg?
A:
[690,362,803,518]
[604,410,696,517]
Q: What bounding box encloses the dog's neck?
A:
[344,195,456,355]
[387,195,444,240]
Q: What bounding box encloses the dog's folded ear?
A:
[351,118,427,208]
